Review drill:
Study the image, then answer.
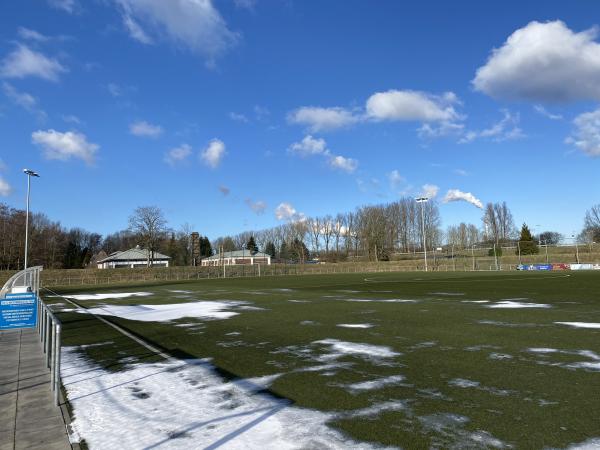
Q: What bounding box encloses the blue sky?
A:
[1,0,599,239]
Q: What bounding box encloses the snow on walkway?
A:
[62,348,382,450]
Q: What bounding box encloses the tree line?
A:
[1,200,598,270]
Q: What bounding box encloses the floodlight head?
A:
[23,169,40,177]
[415,197,428,203]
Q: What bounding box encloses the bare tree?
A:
[128,206,168,267]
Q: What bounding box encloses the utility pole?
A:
[23,169,40,270]
[415,197,428,272]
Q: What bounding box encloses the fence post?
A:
[50,321,56,388]
[54,323,61,406]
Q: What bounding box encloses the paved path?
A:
[0,329,71,450]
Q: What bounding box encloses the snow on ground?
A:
[555,322,600,329]
[64,292,154,301]
[61,348,381,450]
[462,300,490,304]
[313,339,401,360]
[336,324,374,329]
[448,379,480,388]
[81,301,254,322]
[526,348,600,372]
[346,375,405,392]
[567,438,600,449]
[430,292,465,296]
[345,299,418,303]
[486,301,551,309]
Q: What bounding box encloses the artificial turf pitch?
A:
[49,270,600,448]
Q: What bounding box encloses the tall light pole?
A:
[23,169,40,270]
[415,197,428,272]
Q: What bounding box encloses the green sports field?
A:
[48,271,600,449]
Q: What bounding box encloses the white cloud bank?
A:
[164,144,192,166]
[115,0,239,65]
[473,20,600,102]
[0,44,67,82]
[459,110,524,144]
[47,0,79,14]
[287,107,359,132]
[366,90,460,123]
[443,189,483,209]
[566,108,600,157]
[420,184,439,199]
[288,135,357,174]
[0,175,11,197]
[129,120,163,138]
[200,138,226,168]
[31,129,98,164]
[275,202,306,222]
[245,198,267,215]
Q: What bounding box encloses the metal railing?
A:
[36,296,62,406]
[0,266,62,407]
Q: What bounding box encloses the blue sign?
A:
[0,293,38,330]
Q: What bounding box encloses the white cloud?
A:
[2,82,47,120]
[275,202,305,222]
[17,27,50,42]
[234,0,256,9]
[62,114,81,125]
[443,189,483,209]
[459,110,524,143]
[129,120,163,138]
[388,170,403,186]
[122,14,153,44]
[164,144,192,166]
[31,129,98,164]
[47,0,79,13]
[534,105,563,120]
[288,135,328,157]
[229,112,249,123]
[245,198,267,215]
[287,106,359,132]
[107,83,122,97]
[328,155,358,173]
[0,176,11,197]
[473,21,600,102]
[200,139,226,168]
[0,44,67,82]
[366,90,461,122]
[566,108,600,157]
[218,185,230,196]
[254,105,269,120]
[115,0,239,65]
[420,184,439,199]
[288,135,357,175]
[454,169,468,176]
[418,121,464,140]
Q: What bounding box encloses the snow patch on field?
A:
[62,348,379,450]
[337,323,374,329]
[462,300,489,304]
[313,339,401,360]
[346,375,405,392]
[487,301,551,309]
[556,322,600,329]
[64,292,154,301]
[448,378,480,388]
[566,438,600,449]
[345,299,418,303]
[81,301,254,322]
[431,292,465,296]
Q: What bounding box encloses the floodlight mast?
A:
[415,197,429,272]
[23,169,40,270]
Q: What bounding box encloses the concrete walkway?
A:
[0,329,71,450]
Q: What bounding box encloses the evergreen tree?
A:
[200,236,213,257]
[265,241,276,258]
[167,232,179,263]
[246,236,258,253]
[289,238,310,263]
[279,241,289,260]
[516,223,539,255]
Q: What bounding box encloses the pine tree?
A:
[200,236,213,257]
[516,223,539,255]
[246,236,258,253]
[265,241,276,258]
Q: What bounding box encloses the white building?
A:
[97,247,171,269]
[202,250,271,266]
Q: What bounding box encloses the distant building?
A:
[97,247,171,269]
[201,250,271,266]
